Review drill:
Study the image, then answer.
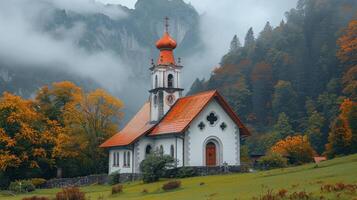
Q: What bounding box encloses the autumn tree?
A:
[271,135,315,164]
[337,19,357,100]
[325,99,356,157]
[0,92,72,183]
[64,89,124,174]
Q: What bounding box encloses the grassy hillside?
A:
[2,154,357,200]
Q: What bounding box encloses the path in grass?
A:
[1,154,357,200]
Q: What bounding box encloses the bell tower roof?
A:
[155,17,177,65]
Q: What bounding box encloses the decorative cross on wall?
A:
[198,121,205,130]
[206,112,218,125]
[220,122,227,130]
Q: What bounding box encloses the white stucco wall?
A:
[186,99,240,166]
[109,148,134,174]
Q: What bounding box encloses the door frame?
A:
[202,136,223,166]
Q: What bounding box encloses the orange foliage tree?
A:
[0,92,71,180]
[325,99,357,157]
[337,19,357,100]
[271,135,316,164]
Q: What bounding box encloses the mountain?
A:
[0,0,201,119]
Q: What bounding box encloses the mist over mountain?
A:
[0,0,201,119]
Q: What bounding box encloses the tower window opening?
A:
[168,74,174,88]
[155,75,158,88]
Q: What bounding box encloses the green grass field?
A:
[1,154,357,200]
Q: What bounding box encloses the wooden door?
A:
[206,142,216,166]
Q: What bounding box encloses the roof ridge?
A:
[179,89,217,100]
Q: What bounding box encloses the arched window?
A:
[153,95,158,106]
[159,145,164,155]
[127,151,130,167]
[155,75,158,88]
[170,145,174,158]
[145,145,152,157]
[167,74,174,88]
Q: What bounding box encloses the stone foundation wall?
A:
[44,174,108,188]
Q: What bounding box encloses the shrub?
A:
[22,196,50,200]
[141,188,148,193]
[140,153,175,183]
[257,153,288,170]
[271,135,316,164]
[111,184,123,194]
[162,180,181,191]
[30,178,46,188]
[0,172,10,189]
[9,180,35,193]
[55,187,85,200]
[108,170,120,185]
[176,167,197,178]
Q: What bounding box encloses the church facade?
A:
[100,21,250,175]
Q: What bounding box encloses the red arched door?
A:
[206,142,216,166]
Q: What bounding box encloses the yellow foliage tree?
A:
[63,88,124,173]
[0,92,70,178]
[271,135,316,164]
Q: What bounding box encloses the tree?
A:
[0,92,71,182]
[272,80,298,121]
[139,153,175,183]
[230,35,241,52]
[64,89,124,174]
[325,118,352,158]
[273,113,294,139]
[244,27,255,48]
[337,19,357,100]
[305,111,325,154]
[271,135,315,164]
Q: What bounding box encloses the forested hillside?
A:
[188,0,357,155]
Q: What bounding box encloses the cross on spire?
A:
[164,16,169,32]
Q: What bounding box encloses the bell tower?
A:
[150,17,183,122]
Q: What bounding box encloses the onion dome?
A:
[156,32,177,50]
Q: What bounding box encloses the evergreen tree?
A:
[305,111,325,154]
[229,35,241,52]
[325,118,352,158]
[244,27,255,48]
[273,112,294,139]
[272,80,298,121]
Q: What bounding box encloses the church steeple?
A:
[149,17,183,122]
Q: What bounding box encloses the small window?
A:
[159,145,164,155]
[123,151,131,167]
[153,95,158,106]
[113,152,119,167]
[155,75,158,88]
[170,145,174,158]
[145,145,152,157]
[206,112,218,126]
[168,74,174,88]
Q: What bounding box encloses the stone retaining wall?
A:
[44,174,108,188]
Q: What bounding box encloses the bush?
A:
[271,135,316,164]
[55,187,85,200]
[22,196,50,200]
[9,180,35,193]
[257,153,288,170]
[140,153,175,183]
[176,167,197,178]
[111,184,123,194]
[0,172,10,189]
[30,178,46,188]
[108,170,120,185]
[162,180,181,191]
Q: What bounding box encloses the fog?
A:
[99,0,298,84]
[0,0,130,93]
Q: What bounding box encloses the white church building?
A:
[100,20,250,175]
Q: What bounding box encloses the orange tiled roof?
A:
[100,90,250,148]
[99,102,154,148]
[149,90,250,136]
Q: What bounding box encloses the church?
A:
[100,19,250,175]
